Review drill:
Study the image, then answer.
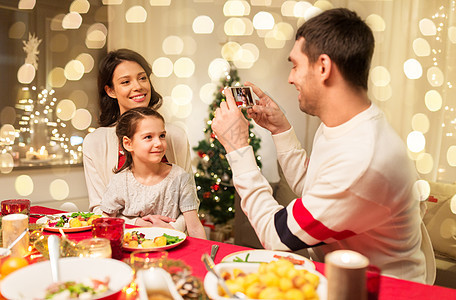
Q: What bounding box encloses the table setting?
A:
[0,202,455,300]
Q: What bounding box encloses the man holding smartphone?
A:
[212,8,435,284]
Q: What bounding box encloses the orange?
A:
[0,257,28,277]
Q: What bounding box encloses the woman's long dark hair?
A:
[98,49,163,127]
[114,107,165,174]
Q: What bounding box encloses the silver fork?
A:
[201,253,246,299]
[210,244,219,261]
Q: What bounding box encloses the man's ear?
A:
[105,85,116,99]
[318,54,332,82]
[123,136,133,152]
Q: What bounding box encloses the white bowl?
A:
[0,257,133,299]
[204,262,327,300]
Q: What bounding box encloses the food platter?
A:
[123,227,186,252]
[221,249,315,270]
[36,212,100,233]
[1,257,133,299]
[204,261,327,300]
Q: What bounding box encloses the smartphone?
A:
[229,86,255,108]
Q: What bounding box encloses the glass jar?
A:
[77,237,112,258]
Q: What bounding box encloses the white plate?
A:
[1,257,133,299]
[36,212,101,233]
[221,249,315,270]
[123,227,186,252]
[204,262,327,300]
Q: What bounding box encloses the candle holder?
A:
[2,214,29,257]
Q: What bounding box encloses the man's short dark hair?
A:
[296,8,374,90]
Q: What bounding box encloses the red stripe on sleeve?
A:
[292,199,355,241]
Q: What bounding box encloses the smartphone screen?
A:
[229,86,255,108]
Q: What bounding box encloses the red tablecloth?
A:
[30,206,456,300]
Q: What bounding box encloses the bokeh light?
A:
[64,60,85,81]
[264,30,286,49]
[272,22,294,41]
[199,83,217,104]
[102,0,122,4]
[8,22,26,39]
[62,12,83,29]
[193,16,214,34]
[208,58,230,81]
[181,36,197,56]
[403,59,423,79]
[17,63,36,84]
[450,195,456,214]
[371,85,392,102]
[56,99,77,121]
[71,109,92,130]
[163,36,184,55]
[407,131,426,153]
[223,0,250,16]
[50,179,70,201]
[424,90,442,112]
[413,38,431,56]
[171,84,193,105]
[449,26,456,43]
[416,153,433,174]
[48,67,67,88]
[126,5,147,23]
[69,90,89,108]
[412,179,430,202]
[253,11,274,30]
[0,153,14,174]
[370,66,391,86]
[152,57,173,77]
[18,0,36,9]
[314,0,333,11]
[412,113,430,134]
[174,57,195,78]
[281,1,296,17]
[15,175,33,196]
[293,1,312,18]
[76,53,94,73]
[419,18,436,36]
[366,14,385,32]
[150,0,171,5]
[224,18,253,36]
[170,101,193,119]
[1,124,16,145]
[50,14,65,31]
[86,23,107,49]
[233,47,256,69]
[448,145,456,167]
[427,66,444,87]
[222,42,242,61]
[70,0,90,14]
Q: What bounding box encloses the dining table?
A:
[7,205,455,300]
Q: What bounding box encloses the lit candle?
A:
[325,250,369,300]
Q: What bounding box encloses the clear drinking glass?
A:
[78,238,112,258]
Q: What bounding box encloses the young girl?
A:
[83,49,192,230]
[100,107,206,239]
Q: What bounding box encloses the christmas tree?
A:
[193,66,262,225]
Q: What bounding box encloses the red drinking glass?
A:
[92,217,125,260]
[367,265,381,300]
[1,199,31,216]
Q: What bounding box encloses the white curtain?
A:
[106,0,456,184]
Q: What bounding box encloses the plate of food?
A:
[1,257,133,300]
[221,249,315,270]
[36,212,102,233]
[204,260,326,300]
[123,227,186,252]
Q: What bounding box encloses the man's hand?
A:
[245,82,291,135]
[211,89,250,153]
[136,215,175,229]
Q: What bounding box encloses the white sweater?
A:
[83,123,192,228]
[227,104,435,284]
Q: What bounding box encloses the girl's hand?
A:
[140,214,176,229]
